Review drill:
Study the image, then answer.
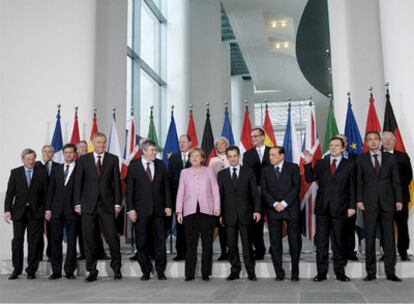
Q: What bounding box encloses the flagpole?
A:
[169,104,174,255]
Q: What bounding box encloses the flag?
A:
[240,105,253,157]
[107,112,123,171]
[88,111,98,152]
[363,92,382,152]
[282,104,301,164]
[51,106,64,164]
[221,107,235,145]
[383,87,406,152]
[263,104,276,146]
[163,109,180,167]
[201,108,215,165]
[70,107,80,144]
[148,108,160,150]
[299,103,322,241]
[322,101,339,153]
[187,108,198,148]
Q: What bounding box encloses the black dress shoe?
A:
[401,255,411,261]
[98,254,110,260]
[85,270,98,282]
[275,276,285,281]
[202,275,210,281]
[226,273,240,281]
[347,254,358,261]
[185,276,194,281]
[313,275,327,282]
[336,274,351,282]
[27,273,36,280]
[363,275,376,281]
[141,273,151,281]
[48,273,62,280]
[217,253,228,261]
[114,271,123,280]
[65,274,76,280]
[379,255,384,261]
[8,272,20,280]
[158,273,167,280]
[386,274,402,282]
[291,276,300,282]
[254,255,265,261]
[173,256,185,261]
[248,274,257,281]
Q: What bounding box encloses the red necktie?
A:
[330,158,337,176]
[146,162,152,182]
[96,155,102,176]
[373,154,380,175]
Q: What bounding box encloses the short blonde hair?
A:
[188,147,206,165]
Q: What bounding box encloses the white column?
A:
[328,0,385,132]
[378,0,414,254]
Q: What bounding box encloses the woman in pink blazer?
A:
[176,147,220,281]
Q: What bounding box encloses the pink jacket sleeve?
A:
[175,170,185,214]
[208,167,221,211]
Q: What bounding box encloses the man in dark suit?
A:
[357,130,403,282]
[167,134,191,261]
[304,137,356,282]
[218,145,261,281]
[4,148,48,280]
[45,143,78,280]
[382,131,412,261]
[36,144,60,261]
[242,127,270,260]
[261,146,301,281]
[74,132,122,282]
[126,139,172,281]
[74,140,108,261]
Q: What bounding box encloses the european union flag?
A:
[162,110,179,167]
[344,99,363,155]
[221,108,235,145]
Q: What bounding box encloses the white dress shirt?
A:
[330,155,342,167]
[369,150,382,167]
[93,151,105,164]
[256,145,266,163]
[142,157,155,179]
[63,161,76,186]
[229,164,241,178]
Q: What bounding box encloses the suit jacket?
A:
[4,166,48,220]
[175,166,220,217]
[218,166,261,226]
[74,152,121,215]
[46,163,77,220]
[242,146,271,186]
[261,162,300,219]
[356,152,403,212]
[168,153,190,208]
[35,160,60,179]
[393,151,413,204]
[305,156,356,218]
[126,158,172,218]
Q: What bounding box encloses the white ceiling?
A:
[222,0,328,103]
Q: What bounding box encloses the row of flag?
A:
[48,86,408,241]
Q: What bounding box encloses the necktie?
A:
[330,159,337,176]
[258,148,263,163]
[45,161,51,176]
[182,153,187,168]
[26,169,32,187]
[64,164,70,183]
[146,162,152,182]
[232,167,238,186]
[373,154,380,175]
[96,155,102,176]
[274,166,280,180]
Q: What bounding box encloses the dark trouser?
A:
[135,216,166,274]
[38,220,52,260]
[268,215,301,278]
[12,208,43,275]
[343,213,357,257]
[184,213,215,278]
[251,204,266,258]
[50,217,78,275]
[165,214,186,257]
[226,222,255,276]
[77,215,107,258]
[82,205,122,273]
[364,209,396,277]
[216,218,227,256]
[395,203,410,257]
[315,214,347,276]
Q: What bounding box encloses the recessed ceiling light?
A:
[275,43,280,49]
[284,42,289,48]
[281,21,287,27]
[271,21,277,28]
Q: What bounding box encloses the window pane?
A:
[127,0,133,48]
[126,56,133,128]
[141,2,160,73]
[140,69,160,136]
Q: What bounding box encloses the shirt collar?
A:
[64,161,76,168]
[370,150,381,157]
[93,152,105,158]
[142,157,153,165]
[274,160,284,170]
[331,155,342,162]
[230,164,240,171]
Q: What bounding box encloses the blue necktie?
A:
[26,169,32,187]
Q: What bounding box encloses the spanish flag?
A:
[263,104,276,146]
[87,110,98,152]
